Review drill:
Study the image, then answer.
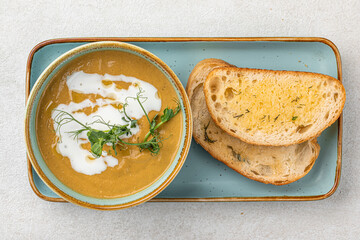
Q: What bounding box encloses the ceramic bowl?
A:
[25,41,192,210]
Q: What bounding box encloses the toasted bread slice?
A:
[203,67,346,146]
[187,59,320,185]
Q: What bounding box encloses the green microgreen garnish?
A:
[121,103,138,128]
[292,116,298,121]
[53,89,181,157]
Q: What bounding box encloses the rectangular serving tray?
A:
[26,37,343,202]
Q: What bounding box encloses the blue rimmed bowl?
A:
[25,41,192,210]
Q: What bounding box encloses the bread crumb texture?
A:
[187,60,320,185]
[204,67,345,146]
[191,82,319,185]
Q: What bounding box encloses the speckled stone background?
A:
[1,0,359,239]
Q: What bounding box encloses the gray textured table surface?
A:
[1,1,359,239]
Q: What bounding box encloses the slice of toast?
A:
[187,59,320,185]
[203,67,346,146]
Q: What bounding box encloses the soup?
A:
[36,50,183,199]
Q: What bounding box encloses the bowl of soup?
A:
[25,41,192,210]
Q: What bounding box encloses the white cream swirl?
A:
[52,71,161,175]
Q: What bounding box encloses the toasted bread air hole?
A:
[222,76,227,82]
[304,162,313,172]
[230,129,236,133]
[323,81,327,86]
[312,147,315,153]
[296,124,312,134]
[215,102,221,110]
[295,143,306,154]
[322,93,327,99]
[226,70,231,75]
[252,80,257,84]
[224,88,235,100]
[211,95,217,102]
[334,93,338,102]
[209,77,220,93]
[324,111,330,120]
[259,164,271,176]
[217,117,222,123]
[251,170,259,175]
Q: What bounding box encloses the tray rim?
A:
[26,37,343,203]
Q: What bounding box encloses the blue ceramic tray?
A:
[26,38,342,202]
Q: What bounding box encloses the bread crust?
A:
[187,59,320,185]
[203,67,346,146]
[195,135,320,185]
[186,58,234,100]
